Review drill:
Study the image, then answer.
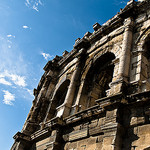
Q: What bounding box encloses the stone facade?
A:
[11,0,150,150]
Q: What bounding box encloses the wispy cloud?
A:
[0,70,27,87]
[10,74,26,87]
[7,34,15,38]
[6,35,15,48]
[0,78,12,86]
[41,52,54,61]
[25,0,43,12]
[2,90,15,105]
[0,35,27,75]
[0,35,37,105]
[26,89,33,96]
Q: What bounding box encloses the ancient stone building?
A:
[11,0,150,149]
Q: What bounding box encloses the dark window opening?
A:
[143,37,150,80]
[143,40,150,59]
[49,79,70,117]
[55,80,70,108]
[83,52,115,108]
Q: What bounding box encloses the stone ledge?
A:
[64,105,103,124]
[127,90,150,103]
[13,132,31,142]
[45,116,65,128]
[31,128,49,140]
[96,92,123,108]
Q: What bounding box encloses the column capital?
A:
[124,17,134,31]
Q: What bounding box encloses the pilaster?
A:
[118,17,134,82]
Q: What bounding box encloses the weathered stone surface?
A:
[11,1,150,150]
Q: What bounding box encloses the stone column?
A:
[56,48,85,118]
[56,64,80,118]
[73,78,85,113]
[118,17,134,83]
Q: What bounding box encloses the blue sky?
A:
[0,0,129,149]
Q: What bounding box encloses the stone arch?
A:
[46,79,70,119]
[136,26,150,47]
[79,52,116,110]
[132,27,150,92]
[53,79,70,108]
[81,46,118,82]
[142,35,150,57]
[141,34,150,81]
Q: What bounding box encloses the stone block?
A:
[66,142,77,150]
[98,117,105,126]
[132,135,150,150]
[36,137,50,150]
[137,117,145,124]
[88,137,97,145]
[138,124,150,135]
[102,136,115,150]
[89,126,102,136]
[96,142,103,150]
[130,117,137,126]
[106,109,117,118]
[89,119,98,129]
[78,139,87,149]
[69,128,88,141]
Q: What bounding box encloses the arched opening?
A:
[143,38,150,59]
[52,79,70,117]
[143,36,150,80]
[79,52,115,110]
[55,79,70,107]
[46,79,70,120]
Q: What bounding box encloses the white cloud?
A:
[8,45,11,48]
[0,78,12,86]
[25,0,43,12]
[0,35,35,103]
[23,25,29,29]
[10,74,26,87]
[26,0,30,5]
[2,90,15,105]
[0,70,27,87]
[7,34,15,38]
[41,52,54,61]
[33,5,39,12]
[22,25,31,29]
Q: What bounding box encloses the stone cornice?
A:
[31,128,50,140]
[64,105,103,125]
[13,132,31,142]
[58,48,78,67]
